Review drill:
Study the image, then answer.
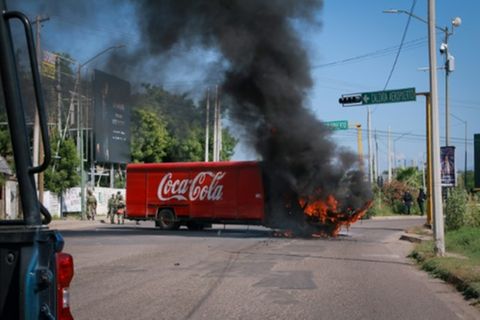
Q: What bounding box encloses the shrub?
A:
[464,199,480,228]
[365,196,393,218]
[445,188,468,231]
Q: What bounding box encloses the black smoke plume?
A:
[16,0,372,229]
[110,0,372,229]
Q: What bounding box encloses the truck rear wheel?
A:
[156,209,180,230]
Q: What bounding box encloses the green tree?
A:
[167,127,204,162]
[133,84,238,162]
[395,167,422,189]
[220,127,237,161]
[131,108,170,163]
[45,132,80,194]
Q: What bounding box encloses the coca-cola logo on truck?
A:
[157,171,226,201]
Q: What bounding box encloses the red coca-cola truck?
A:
[126,161,266,229]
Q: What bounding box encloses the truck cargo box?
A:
[126,161,265,229]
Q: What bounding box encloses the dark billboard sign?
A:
[441,146,455,186]
[93,70,131,164]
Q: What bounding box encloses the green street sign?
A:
[361,87,416,105]
[324,120,348,130]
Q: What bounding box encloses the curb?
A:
[49,218,105,231]
[410,249,480,300]
[371,215,426,221]
[400,233,432,243]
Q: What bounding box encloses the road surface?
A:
[59,217,479,320]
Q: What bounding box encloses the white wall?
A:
[45,187,125,218]
[1,182,125,218]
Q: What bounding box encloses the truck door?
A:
[237,165,265,221]
[212,168,237,220]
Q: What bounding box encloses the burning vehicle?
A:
[125,161,371,236]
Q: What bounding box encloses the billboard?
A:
[441,146,456,186]
[93,70,131,164]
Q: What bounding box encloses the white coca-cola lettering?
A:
[157,171,225,201]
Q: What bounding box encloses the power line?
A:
[383,0,418,90]
[311,37,426,70]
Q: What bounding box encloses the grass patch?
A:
[410,227,480,301]
[446,227,480,262]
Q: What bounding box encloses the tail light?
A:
[56,252,74,320]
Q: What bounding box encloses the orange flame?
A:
[300,194,372,237]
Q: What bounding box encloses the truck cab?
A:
[0,2,74,319]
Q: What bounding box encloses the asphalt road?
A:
[60,218,480,320]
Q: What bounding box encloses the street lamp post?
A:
[383,9,461,147]
[393,131,411,170]
[451,113,468,188]
[385,2,446,256]
[76,45,125,220]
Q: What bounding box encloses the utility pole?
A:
[355,124,363,168]
[76,64,86,219]
[56,55,62,133]
[212,86,218,162]
[367,108,373,184]
[388,127,392,182]
[212,86,221,162]
[216,88,222,161]
[441,17,461,146]
[375,130,379,184]
[204,89,210,162]
[33,15,49,204]
[428,0,445,256]
[418,92,433,227]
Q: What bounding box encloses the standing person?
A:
[417,188,427,216]
[86,189,97,221]
[403,191,413,215]
[108,194,116,224]
[115,192,125,224]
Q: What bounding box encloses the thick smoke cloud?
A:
[14,0,372,228]
[117,0,371,227]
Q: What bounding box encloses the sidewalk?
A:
[49,215,109,231]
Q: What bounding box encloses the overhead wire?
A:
[383,0,418,90]
[311,37,426,70]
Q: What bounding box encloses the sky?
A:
[9,0,480,176]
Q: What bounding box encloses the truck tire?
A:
[156,209,180,230]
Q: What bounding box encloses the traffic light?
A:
[338,95,362,105]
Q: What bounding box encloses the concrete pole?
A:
[33,16,49,202]
[388,126,392,183]
[355,124,363,169]
[204,89,210,162]
[212,86,218,162]
[428,0,445,256]
[367,107,373,184]
[56,55,62,133]
[443,30,450,147]
[76,65,86,220]
[465,122,467,189]
[375,130,379,184]
[217,89,222,161]
[427,94,434,227]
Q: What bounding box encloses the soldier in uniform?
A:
[108,194,116,224]
[86,189,97,221]
[115,192,125,224]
